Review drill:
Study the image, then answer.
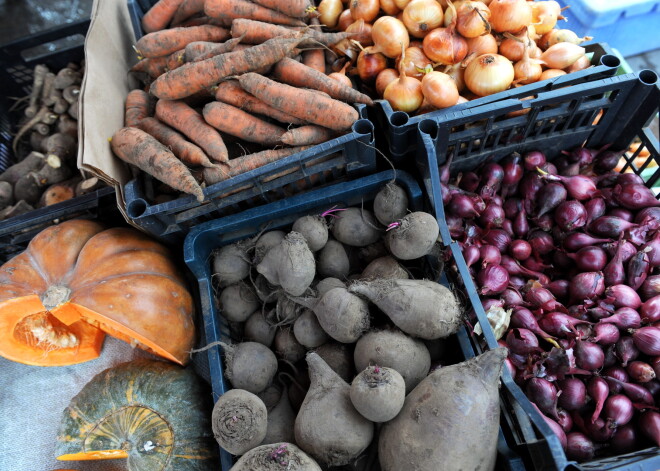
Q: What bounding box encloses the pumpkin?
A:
[56,359,218,470]
[0,219,195,366]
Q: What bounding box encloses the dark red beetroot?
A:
[613,183,660,210]
[554,200,588,231]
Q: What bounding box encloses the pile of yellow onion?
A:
[319,0,593,114]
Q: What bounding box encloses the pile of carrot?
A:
[111,0,374,203]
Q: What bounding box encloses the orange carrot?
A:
[230,19,354,46]
[203,146,311,185]
[272,57,373,105]
[124,89,151,127]
[251,0,311,18]
[136,25,229,58]
[183,37,241,62]
[281,125,338,146]
[111,127,205,201]
[204,0,307,27]
[203,101,286,145]
[166,49,186,70]
[141,0,186,33]
[170,0,205,26]
[130,57,168,78]
[150,36,303,100]
[302,17,326,73]
[137,117,217,168]
[176,16,231,27]
[155,100,228,163]
[238,73,359,131]
[214,80,306,125]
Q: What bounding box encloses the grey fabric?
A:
[0,337,155,471]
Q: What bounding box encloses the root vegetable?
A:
[224,341,278,394]
[62,85,81,104]
[244,311,276,347]
[56,115,78,138]
[294,353,374,467]
[275,293,305,326]
[75,178,105,197]
[354,329,431,393]
[230,443,322,470]
[124,89,150,127]
[350,365,405,422]
[294,309,330,348]
[43,133,76,167]
[315,277,346,297]
[350,279,461,339]
[39,177,80,207]
[0,200,34,220]
[261,389,296,445]
[211,388,268,455]
[184,38,241,62]
[330,207,381,247]
[219,281,260,322]
[136,25,230,58]
[53,67,82,90]
[281,125,337,146]
[142,0,186,32]
[203,101,286,145]
[253,275,279,304]
[254,230,286,264]
[361,256,409,279]
[386,211,439,260]
[14,173,41,205]
[317,239,350,279]
[292,215,328,252]
[213,242,251,287]
[0,181,13,208]
[257,231,316,296]
[374,182,409,225]
[25,64,48,118]
[379,348,507,471]
[205,0,307,26]
[274,327,306,363]
[315,341,355,383]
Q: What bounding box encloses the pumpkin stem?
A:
[41,285,72,310]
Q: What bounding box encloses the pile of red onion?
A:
[443,147,660,461]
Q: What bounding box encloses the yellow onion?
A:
[466,34,498,56]
[346,19,374,46]
[499,28,535,62]
[539,68,566,80]
[529,44,542,59]
[489,0,532,33]
[422,0,467,65]
[318,0,344,28]
[457,95,470,104]
[396,46,433,79]
[357,46,388,82]
[410,39,425,49]
[464,53,514,96]
[513,43,543,85]
[376,68,400,96]
[332,37,361,61]
[403,0,445,38]
[564,54,591,73]
[372,16,410,58]
[384,46,424,112]
[422,71,460,108]
[443,0,465,26]
[337,9,354,30]
[418,98,438,114]
[538,29,592,50]
[531,1,561,35]
[381,0,401,15]
[328,62,354,87]
[456,1,492,38]
[350,0,380,22]
[394,0,413,9]
[540,42,585,69]
[445,61,467,92]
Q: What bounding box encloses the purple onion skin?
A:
[607,207,635,222]
[448,193,481,218]
[459,171,481,192]
[605,285,642,309]
[641,276,660,301]
[566,432,595,461]
[502,218,515,236]
[478,264,509,295]
[592,323,620,346]
[627,251,650,291]
[562,233,611,252]
[501,288,524,307]
[611,424,638,453]
[604,394,634,427]
[535,213,554,231]
[539,312,588,337]
[482,229,511,252]
[599,307,642,330]
[463,244,480,267]
[571,246,608,272]
[547,279,570,302]
[536,182,567,217]
[555,200,588,231]
[519,172,545,203]
[613,183,660,210]
[513,207,530,238]
[502,154,523,186]
[603,240,637,263]
[528,230,555,256]
[652,357,660,380]
[524,151,546,171]
[510,239,532,261]
[616,336,640,367]
[632,326,660,356]
[479,202,506,228]
[644,379,660,401]
[641,234,660,268]
[479,245,501,267]
[569,271,605,305]
[618,173,646,186]
[558,378,587,411]
[531,402,568,450]
[510,307,554,339]
[479,162,504,198]
[635,206,660,226]
[510,275,526,290]
[589,216,638,238]
[585,198,607,225]
[607,377,655,405]
[527,378,560,419]
[503,197,522,219]
[574,340,605,370]
[639,411,660,447]
[557,409,573,433]
[604,366,629,394]
[588,376,609,424]
[506,328,540,354]
[627,361,656,383]
[603,239,627,287]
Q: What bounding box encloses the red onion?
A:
[603,238,627,287]
[546,280,569,302]
[632,326,660,356]
[555,200,588,231]
[639,411,660,447]
[477,264,509,295]
[539,312,588,337]
[574,340,605,370]
[553,250,575,270]
[566,246,607,272]
[584,198,607,225]
[562,233,611,252]
[510,307,554,339]
[482,229,511,252]
[589,216,638,238]
[501,288,524,307]
[528,230,555,256]
[604,343,619,369]
[503,197,522,219]
[588,305,614,321]
[459,171,481,192]
[641,276,660,301]
[569,271,605,304]
[441,183,453,204]
[502,154,523,186]
[557,409,573,433]
[479,245,501,267]
[478,162,504,198]
[542,173,599,201]
[482,298,504,313]
[611,424,638,453]
[535,213,554,231]
[583,416,616,442]
[479,202,505,228]
[519,172,545,202]
[652,356,660,378]
[616,336,640,367]
[509,275,526,290]
[526,285,564,311]
[527,377,559,419]
[592,323,620,345]
[513,206,529,238]
[605,285,642,309]
[509,239,532,261]
[645,379,660,401]
[566,432,595,461]
[535,182,567,217]
[617,173,646,185]
[594,149,625,174]
[613,183,660,210]
[588,377,609,424]
[531,402,568,450]
[501,255,546,281]
[567,146,599,165]
[604,366,629,394]
[605,376,655,405]
[603,394,634,427]
[446,215,465,238]
[448,193,481,218]
[558,378,587,411]
[607,207,635,222]
[635,206,660,227]
[626,361,656,383]
[524,151,546,171]
[502,218,514,236]
[506,328,540,354]
[627,251,650,291]
[641,233,660,267]
[603,239,637,263]
[463,245,480,268]
[522,256,551,273]
[599,307,642,329]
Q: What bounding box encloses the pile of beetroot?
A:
[442,146,660,461]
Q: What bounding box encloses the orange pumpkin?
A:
[0,219,195,366]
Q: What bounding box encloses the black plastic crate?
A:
[183,169,525,470]
[375,43,622,163]
[416,69,660,470]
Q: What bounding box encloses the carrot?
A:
[204,0,307,27]
[214,80,306,125]
[137,117,217,168]
[272,57,373,105]
[183,37,241,62]
[124,89,151,127]
[250,0,312,18]
[141,0,186,33]
[175,15,231,27]
[281,125,338,146]
[302,17,326,73]
[230,19,354,46]
[239,73,359,131]
[203,101,286,145]
[136,25,229,58]
[110,127,205,202]
[166,49,186,70]
[203,146,311,185]
[130,57,168,78]
[150,36,303,100]
[170,0,205,26]
[155,100,228,163]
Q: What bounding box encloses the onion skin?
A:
[642,296,660,324]
[574,340,604,371]
[611,424,638,453]
[526,377,559,419]
[605,285,642,309]
[627,361,656,383]
[588,377,609,424]
[566,432,595,461]
[477,264,509,295]
[372,16,410,58]
[489,0,533,33]
[562,233,611,252]
[402,0,445,38]
[632,326,660,356]
[357,47,387,83]
[421,71,459,109]
[464,54,514,97]
[603,394,634,427]
[375,68,399,96]
[569,271,605,304]
[592,323,620,346]
[422,26,468,65]
[598,307,642,330]
[616,336,640,367]
[558,378,587,411]
[613,183,660,210]
[639,411,660,447]
[554,200,587,231]
[540,43,585,69]
[506,328,539,354]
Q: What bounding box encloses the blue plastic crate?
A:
[557,0,660,57]
[415,70,660,470]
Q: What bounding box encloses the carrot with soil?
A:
[204,0,307,27]
[281,126,337,146]
[203,101,286,145]
[251,0,311,18]
[170,0,205,26]
[142,0,185,32]
[155,99,228,163]
[230,19,355,46]
[110,127,205,202]
[124,89,150,127]
[302,17,326,73]
[184,37,241,62]
[272,57,373,105]
[166,49,186,71]
[131,57,168,78]
[214,80,305,125]
[137,117,217,168]
[150,36,304,100]
[238,73,359,131]
[135,25,229,58]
